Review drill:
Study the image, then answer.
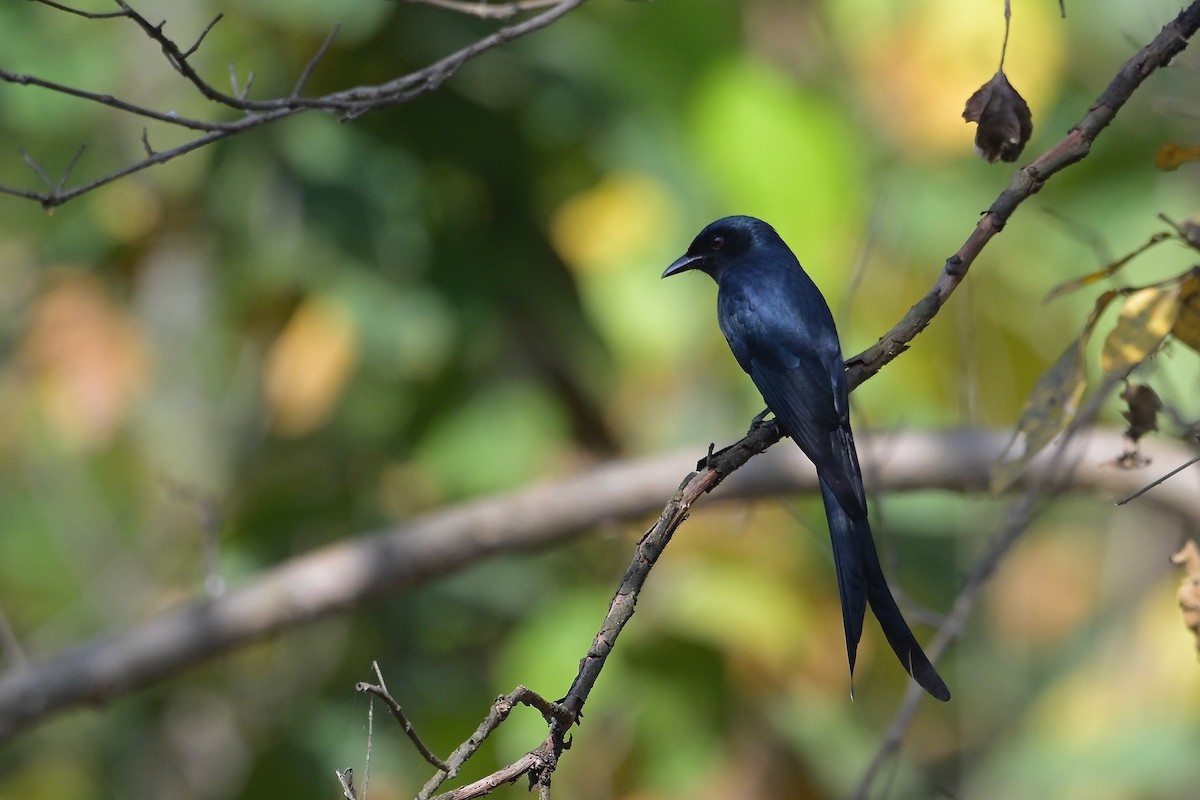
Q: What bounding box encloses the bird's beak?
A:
[662,253,702,278]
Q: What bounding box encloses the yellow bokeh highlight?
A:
[89,179,163,243]
[549,172,673,273]
[1027,581,1200,747]
[263,296,359,437]
[839,0,1066,158]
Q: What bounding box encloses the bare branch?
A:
[845,0,1200,387]
[18,147,54,189]
[429,753,544,800]
[0,0,590,207]
[357,669,450,772]
[292,24,341,98]
[0,427,1193,746]
[335,767,357,800]
[56,144,86,194]
[181,14,224,60]
[1118,450,1200,505]
[29,0,128,19]
[411,685,568,799]
[0,66,222,131]
[403,0,564,20]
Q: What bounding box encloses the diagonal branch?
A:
[844,0,1200,387]
[495,6,1200,787]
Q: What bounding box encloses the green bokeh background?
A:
[1,1,1199,798]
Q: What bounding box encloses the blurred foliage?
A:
[1,1,1200,798]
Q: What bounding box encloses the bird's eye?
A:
[709,234,725,250]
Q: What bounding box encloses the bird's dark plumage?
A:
[664,215,950,702]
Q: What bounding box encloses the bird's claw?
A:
[746,407,772,435]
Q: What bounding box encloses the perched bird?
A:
[663,215,950,702]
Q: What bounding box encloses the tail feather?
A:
[819,481,951,702]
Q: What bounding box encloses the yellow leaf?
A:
[1170,269,1200,354]
[1154,142,1200,172]
[1099,285,1181,377]
[991,338,1087,494]
[1043,233,1171,302]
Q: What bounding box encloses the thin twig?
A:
[0,67,222,131]
[362,671,374,800]
[1117,452,1200,505]
[335,768,357,800]
[30,0,128,19]
[403,0,563,20]
[18,148,54,189]
[0,606,28,671]
[0,0,590,207]
[1000,0,1012,71]
[292,24,340,98]
[56,144,87,194]
[428,753,544,800]
[356,677,450,772]
[181,14,224,59]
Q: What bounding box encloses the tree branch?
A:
[0,427,1194,745]
[369,9,1200,788]
[844,0,1200,386]
[0,0,589,208]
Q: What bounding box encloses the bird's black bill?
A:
[662,253,702,278]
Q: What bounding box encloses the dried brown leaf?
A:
[963,71,1033,163]
[1120,383,1162,442]
[1171,540,1200,656]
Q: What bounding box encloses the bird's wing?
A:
[718,275,867,518]
[746,347,868,520]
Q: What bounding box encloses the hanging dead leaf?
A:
[991,337,1087,494]
[1120,383,1162,442]
[1171,540,1200,656]
[1154,142,1200,172]
[1170,268,1200,354]
[1099,285,1181,377]
[963,71,1033,163]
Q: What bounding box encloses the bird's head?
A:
[662,215,778,280]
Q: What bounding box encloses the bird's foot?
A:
[746,407,773,436]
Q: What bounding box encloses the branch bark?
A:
[0,0,589,208]
[0,427,1196,745]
